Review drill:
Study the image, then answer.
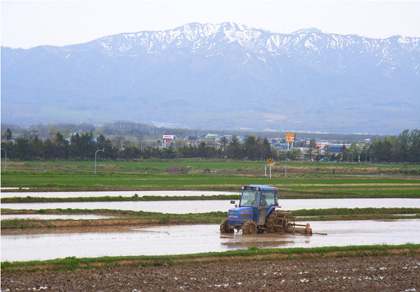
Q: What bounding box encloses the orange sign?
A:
[286,132,296,142]
[268,158,273,164]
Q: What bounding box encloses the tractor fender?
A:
[264,206,278,222]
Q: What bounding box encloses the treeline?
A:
[0,132,275,161]
[371,129,420,163]
[1,129,419,164]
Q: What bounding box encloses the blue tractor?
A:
[220,184,312,235]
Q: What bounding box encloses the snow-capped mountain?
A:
[2,22,420,133]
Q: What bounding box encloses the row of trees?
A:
[0,132,276,161]
[1,129,419,163]
[371,129,420,163]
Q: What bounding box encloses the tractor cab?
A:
[238,185,278,225]
[222,185,279,233]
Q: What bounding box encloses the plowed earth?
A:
[2,254,420,291]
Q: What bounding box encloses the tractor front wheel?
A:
[220,219,234,233]
[242,221,257,234]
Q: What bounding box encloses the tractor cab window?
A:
[261,191,277,206]
[240,189,259,207]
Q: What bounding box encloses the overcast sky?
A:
[2,0,420,49]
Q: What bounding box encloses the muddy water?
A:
[1,190,236,198]
[2,219,420,262]
[2,198,420,214]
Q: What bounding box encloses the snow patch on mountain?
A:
[89,22,419,63]
[2,22,420,133]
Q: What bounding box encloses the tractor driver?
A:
[260,194,268,206]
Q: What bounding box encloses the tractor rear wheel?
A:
[242,221,257,234]
[266,211,286,233]
[220,219,234,233]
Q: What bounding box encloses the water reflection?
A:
[2,220,420,262]
[1,190,236,198]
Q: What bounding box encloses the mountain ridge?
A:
[2,22,420,134]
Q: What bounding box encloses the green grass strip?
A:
[2,244,419,273]
[0,210,228,229]
[3,207,419,216]
[2,208,419,229]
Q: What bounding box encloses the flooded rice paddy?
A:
[2,191,420,262]
[2,220,420,262]
[1,190,236,198]
[2,198,420,213]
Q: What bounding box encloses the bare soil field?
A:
[2,254,419,291]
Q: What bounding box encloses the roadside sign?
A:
[286,132,296,142]
[268,158,273,164]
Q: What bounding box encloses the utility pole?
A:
[267,158,273,179]
[1,148,6,172]
[94,148,105,174]
[284,151,287,178]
